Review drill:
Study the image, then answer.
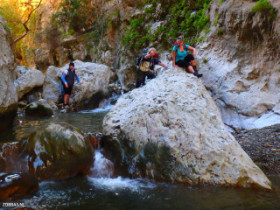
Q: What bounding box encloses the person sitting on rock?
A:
[172,36,202,78]
[136,48,168,88]
[61,62,82,108]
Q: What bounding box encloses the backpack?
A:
[135,47,149,66]
[174,43,188,53]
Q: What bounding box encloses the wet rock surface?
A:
[25,99,53,117]
[24,122,93,180]
[0,123,94,181]
[103,68,272,189]
[234,124,280,175]
[0,172,38,201]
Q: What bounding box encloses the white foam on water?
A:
[90,150,114,178]
[87,148,156,193]
[80,104,114,113]
[87,176,156,192]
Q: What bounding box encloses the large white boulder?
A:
[103,68,272,189]
[42,60,115,109]
[14,66,44,99]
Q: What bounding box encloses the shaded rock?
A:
[0,16,18,130]
[42,60,116,110]
[34,48,51,71]
[25,99,53,117]
[14,66,44,100]
[0,142,27,173]
[0,172,38,201]
[24,122,93,180]
[103,68,272,189]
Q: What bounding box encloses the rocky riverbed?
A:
[234,124,280,176]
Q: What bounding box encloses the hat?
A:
[69,62,75,67]
[148,48,157,53]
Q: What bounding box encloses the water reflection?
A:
[0,110,107,143]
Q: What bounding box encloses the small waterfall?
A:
[89,150,114,178]
[80,93,119,113]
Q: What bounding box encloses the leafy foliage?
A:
[251,0,277,20]
[53,0,96,33]
[122,0,213,50]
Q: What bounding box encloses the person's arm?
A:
[144,53,152,59]
[61,72,68,88]
[188,46,196,57]
[172,51,177,67]
[159,62,168,68]
[75,73,81,83]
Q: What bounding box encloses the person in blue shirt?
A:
[136,48,168,87]
[172,36,202,78]
[61,62,83,108]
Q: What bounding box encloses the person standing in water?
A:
[61,62,83,108]
[172,36,202,78]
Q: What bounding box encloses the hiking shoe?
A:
[196,73,203,78]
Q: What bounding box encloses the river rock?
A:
[0,16,18,129]
[25,99,53,117]
[103,68,272,189]
[0,172,38,201]
[14,66,44,100]
[42,60,115,110]
[197,0,280,129]
[0,142,27,173]
[24,122,93,180]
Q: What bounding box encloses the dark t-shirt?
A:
[143,54,161,70]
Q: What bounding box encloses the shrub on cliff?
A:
[251,0,277,20]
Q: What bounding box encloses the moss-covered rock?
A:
[23,122,93,180]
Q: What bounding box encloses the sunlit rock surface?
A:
[42,60,115,110]
[0,16,17,128]
[103,68,272,189]
[14,66,44,100]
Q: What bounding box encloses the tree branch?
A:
[23,0,42,25]
[12,0,43,43]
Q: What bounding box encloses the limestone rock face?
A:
[0,16,17,118]
[103,68,272,189]
[198,0,280,129]
[14,66,44,99]
[42,60,115,110]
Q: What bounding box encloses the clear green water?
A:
[1,110,280,210]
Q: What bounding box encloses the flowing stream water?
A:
[1,105,280,209]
